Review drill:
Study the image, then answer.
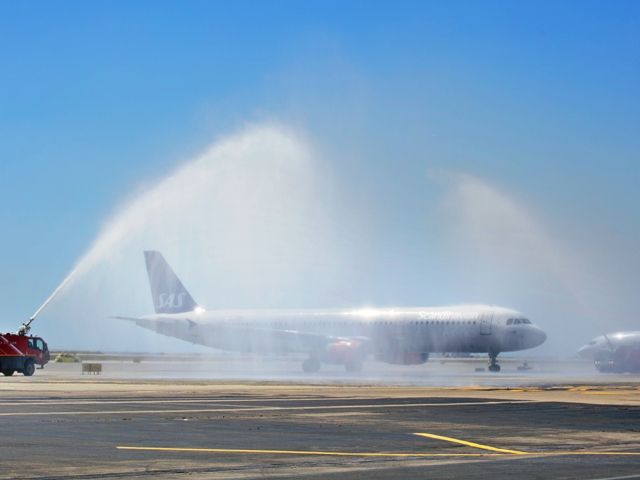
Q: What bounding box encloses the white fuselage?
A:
[133,305,546,361]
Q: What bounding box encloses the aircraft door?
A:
[479,313,493,335]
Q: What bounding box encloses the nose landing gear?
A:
[488,352,501,372]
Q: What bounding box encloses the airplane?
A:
[115,251,547,373]
[578,332,640,373]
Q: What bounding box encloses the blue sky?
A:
[0,1,638,351]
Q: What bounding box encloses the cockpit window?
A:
[588,340,596,345]
[507,318,531,325]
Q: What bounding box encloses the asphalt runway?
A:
[2,359,640,479]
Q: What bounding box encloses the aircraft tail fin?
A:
[144,251,198,314]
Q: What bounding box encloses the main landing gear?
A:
[488,352,501,372]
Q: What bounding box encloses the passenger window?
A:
[36,339,44,350]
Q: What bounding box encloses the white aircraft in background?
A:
[115,251,546,373]
[579,332,640,373]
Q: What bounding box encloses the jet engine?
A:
[323,340,366,372]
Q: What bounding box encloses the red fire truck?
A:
[0,332,50,376]
[0,266,69,377]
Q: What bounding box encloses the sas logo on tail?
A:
[157,292,187,309]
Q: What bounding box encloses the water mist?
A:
[44,124,353,354]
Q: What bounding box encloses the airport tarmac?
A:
[2,358,640,479]
[17,352,631,386]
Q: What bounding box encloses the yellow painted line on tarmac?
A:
[116,445,494,457]
[414,432,640,457]
[117,445,640,458]
[413,432,527,455]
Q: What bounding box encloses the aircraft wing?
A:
[249,325,370,352]
[110,316,142,322]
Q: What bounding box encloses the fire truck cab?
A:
[0,333,50,376]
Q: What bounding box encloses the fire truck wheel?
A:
[2,370,15,376]
[23,360,35,377]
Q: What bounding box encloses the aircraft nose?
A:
[530,327,547,348]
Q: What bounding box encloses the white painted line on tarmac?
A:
[0,399,538,417]
[0,396,321,406]
[0,396,536,407]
